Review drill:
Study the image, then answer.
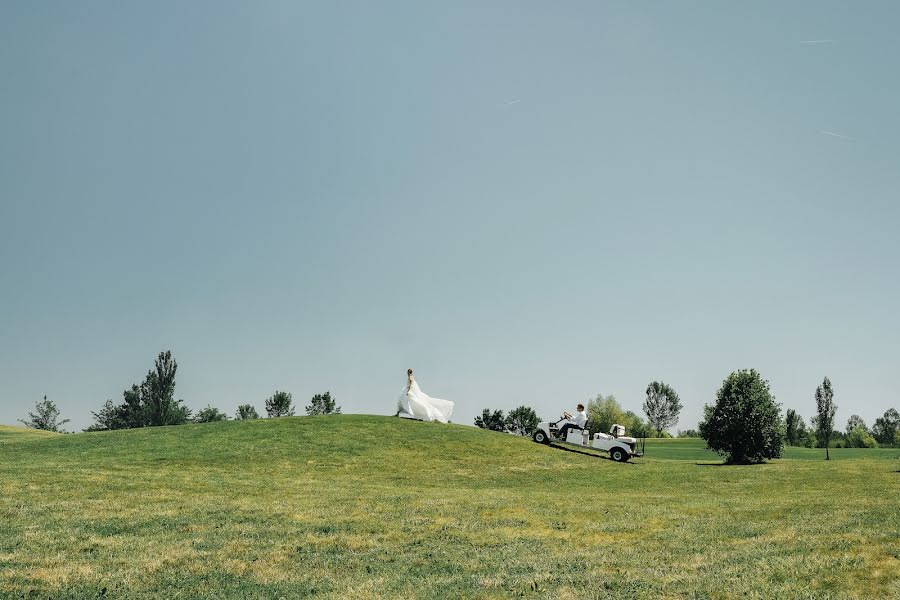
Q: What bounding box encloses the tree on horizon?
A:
[699,369,784,464]
[19,395,70,432]
[643,381,682,437]
[265,391,294,418]
[814,377,837,460]
[305,392,340,416]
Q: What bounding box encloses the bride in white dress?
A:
[397,369,454,423]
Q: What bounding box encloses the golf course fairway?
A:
[1,416,898,599]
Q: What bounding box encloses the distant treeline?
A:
[17,350,340,434]
[474,371,900,463]
[16,355,900,461]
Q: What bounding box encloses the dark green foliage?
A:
[845,427,878,448]
[265,391,294,418]
[814,377,836,460]
[699,369,784,464]
[193,405,228,423]
[785,409,802,445]
[676,429,699,438]
[305,392,341,416]
[845,414,867,435]
[84,400,125,432]
[504,406,540,436]
[622,410,649,438]
[872,408,899,446]
[18,395,69,432]
[87,351,191,430]
[474,409,505,431]
[235,404,260,420]
[643,381,682,437]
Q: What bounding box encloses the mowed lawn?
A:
[1,417,898,599]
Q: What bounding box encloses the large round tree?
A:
[700,369,784,464]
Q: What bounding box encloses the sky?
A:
[2,1,899,433]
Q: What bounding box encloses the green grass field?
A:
[1,417,898,599]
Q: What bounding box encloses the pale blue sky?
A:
[2,1,898,432]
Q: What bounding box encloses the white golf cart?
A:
[533,417,644,462]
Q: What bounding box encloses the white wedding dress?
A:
[397,375,454,423]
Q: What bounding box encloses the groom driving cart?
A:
[555,404,587,440]
[533,404,644,462]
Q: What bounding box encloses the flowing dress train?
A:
[397,376,454,423]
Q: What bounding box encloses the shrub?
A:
[19,395,70,432]
[194,405,228,423]
[265,391,295,418]
[845,427,878,448]
[474,409,505,431]
[235,404,260,420]
[505,406,540,436]
[306,392,341,416]
[699,369,784,464]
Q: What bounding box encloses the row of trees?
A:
[700,371,900,463]
[474,380,682,438]
[785,407,899,449]
[17,351,341,433]
[473,406,542,435]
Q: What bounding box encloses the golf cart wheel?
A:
[611,447,629,462]
[533,430,549,444]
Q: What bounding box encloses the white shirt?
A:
[571,410,587,428]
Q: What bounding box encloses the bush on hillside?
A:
[194,405,228,423]
[505,406,540,436]
[699,369,784,464]
[265,391,295,418]
[306,392,341,416]
[19,395,70,432]
[87,351,191,430]
[235,404,260,420]
[474,409,505,431]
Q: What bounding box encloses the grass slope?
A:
[1,416,898,599]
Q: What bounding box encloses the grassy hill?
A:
[1,416,898,599]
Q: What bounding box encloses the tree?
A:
[19,395,69,432]
[872,408,900,446]
[144,351,190,426]
[622,410,648,438]
[699,369,784,464]
[305,392,341,416]
[814,377,837,460]
[845,427,878,448]
[235,404,260,420]
[677,429,699,438]
[643,381,682,437]
[265,391,294,417]
[86,351,190,431]
[785,409,802,445]
[474,409,506,431]
[845,414,867,435]
[505,406,540,436]
[85,399,126,432]
[193,405,228,423]
[587,393,625,436]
